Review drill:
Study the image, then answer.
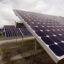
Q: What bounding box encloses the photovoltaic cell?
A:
[49,44,64,56]
[15,10,64,57]
[41,37,54,45]
[58,43,64,51]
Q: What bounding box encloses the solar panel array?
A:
[20,28,32,36]
[2,25,32,37]
[16,10,64,57]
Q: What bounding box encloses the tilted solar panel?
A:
[20,28,32,36]
[4,26,22,37]
[14,10,64,63]
[3,25,32,37]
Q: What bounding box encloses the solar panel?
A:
[19,28,32,36]
[14,10,64,63]
[2,26,32,37]
[4,26,22,37]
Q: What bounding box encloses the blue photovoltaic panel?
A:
[20,28,32,36]
[2,26,32,37]
[4,26,22,37]
[16,10,64,57]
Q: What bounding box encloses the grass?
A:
[1,38,35,47]
[0,38,43,64]
[0,35,33,41]
[0,35,17,40]
[9,50,55,64]
[0,36,6,40]
[12,58,26,64]
[0,38,41,56]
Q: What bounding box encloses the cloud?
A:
[1,0,64,17]
[0,2,20,28]
[11,0,64,17]
[11,0,37,10]
[0,0,64,28]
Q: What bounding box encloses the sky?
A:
[0,0,64,28]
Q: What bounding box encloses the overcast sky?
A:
[0,0,64,28]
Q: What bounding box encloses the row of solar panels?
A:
[2,25,32,37]
[14,10,64,63]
